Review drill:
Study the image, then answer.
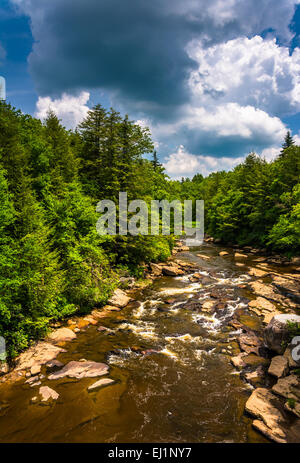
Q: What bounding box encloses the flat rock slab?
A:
[88,378,115,392]
[108,289,131,308]
[248,268,269,278]
[248,297,276,312]
[268,356,289,378]
[48,360,109,380]
[16,342,66,371]
[48,328,77,343]
[245,388,289,443]
[39,386,59,402]
[272,375,300,401]
[249,281,297,309]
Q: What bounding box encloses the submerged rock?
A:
[87,378,115,392]
[39,386,59,402]
[48,360,109,380]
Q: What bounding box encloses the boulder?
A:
[245,388,288,443]
[264,314,300,354]
[88,378,115,392]
[230,352,247,370]
[108,289,131,308]
[149,263,162,276]
[46,360,64,370]
[39,386,59,402]
[238,332,263,355]
[268,356,289,378]
[0,362,9,376]
[272,375,300,401]
[284,346,300,369]
[285,400,300,418]
[162,266,184,276]
[244,366,266,387]
[48,360,109,380]
[271,275,300,304]
[219,251,229,257]
[83,316,98,325]
[30,364,41,376]
[48,327,77,344]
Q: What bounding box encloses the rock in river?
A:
[268,356,289,378]
[16,342,66,372]
[108,289,131,308]
[39,386,59,402]
[88,378,115,392]
[48,327,77,344]
[245,388,289,443]
[48,360,109,380]
[162,265,184,276]
[264,314,300,354]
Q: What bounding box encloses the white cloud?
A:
[187,36,300,117]
[35,91,90,129]
[146,102,287,157]
[163,145,244,179]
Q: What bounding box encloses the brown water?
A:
[0,243,274,443]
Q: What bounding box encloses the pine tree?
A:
[151,150,161,170]
[280,131,295,156]
[78,104,108,198]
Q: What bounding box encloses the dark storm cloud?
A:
[13,0,299,118]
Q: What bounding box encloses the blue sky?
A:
[1,0,300,178]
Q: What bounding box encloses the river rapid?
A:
[0,243,276,443]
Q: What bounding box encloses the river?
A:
[0,243,275,443]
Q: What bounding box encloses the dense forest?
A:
[0,101,299,358]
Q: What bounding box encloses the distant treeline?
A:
[0,101,299,357]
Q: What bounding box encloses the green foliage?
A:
[1,100,299,359]
[0,101,173,358]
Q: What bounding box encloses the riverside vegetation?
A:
[0,101,299,361]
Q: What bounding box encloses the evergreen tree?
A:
[280,131,295,156]
[151,150,162,171]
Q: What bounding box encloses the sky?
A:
[1,0,300,179]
